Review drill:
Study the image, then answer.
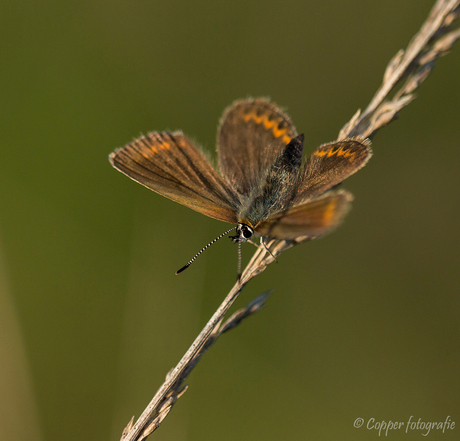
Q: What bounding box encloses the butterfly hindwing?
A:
[295,138,372,204]
[217,98,298,195]
[255,190,353,240]
[109,131,240,223]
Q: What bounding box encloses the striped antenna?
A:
[176,226,237,274]
[237,240,242,282]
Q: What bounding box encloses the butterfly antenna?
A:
[237,240,242,282]
[176,226,237,274]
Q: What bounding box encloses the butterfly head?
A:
[230,223,254,244]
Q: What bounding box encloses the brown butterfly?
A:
[109,98,372,277]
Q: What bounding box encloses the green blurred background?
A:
[1,1,459,440]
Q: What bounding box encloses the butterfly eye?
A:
[241,224,254,239]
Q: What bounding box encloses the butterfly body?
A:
[238,134,304,227]
[109,98,372,273]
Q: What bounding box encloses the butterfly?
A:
[109,98,372,277]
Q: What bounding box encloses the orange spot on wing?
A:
[282,135,292,144]
[243,112,263,125]
[161,142,170,150]
[243,112,254,122]
[343,149,356,161]
[314,146,356,161]
[244,112,291,143]
[263,118,275,130]
[273,126,288,139]
[323,200,337,225]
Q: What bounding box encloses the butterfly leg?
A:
[261,237,278,263]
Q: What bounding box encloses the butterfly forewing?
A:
[109,131,240,223]
[294,138,372,204]
[217,98,298,195]
[255,190,353,240]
